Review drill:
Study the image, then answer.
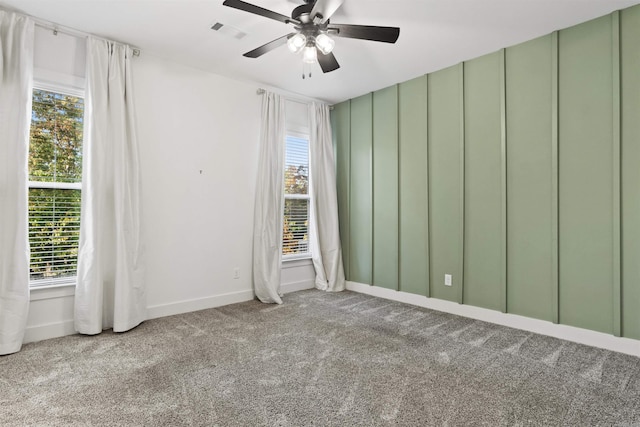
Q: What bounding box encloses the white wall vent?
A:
[210,22,247,40]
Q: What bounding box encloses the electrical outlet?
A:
[233,268,240,279]
[444,274,452,287]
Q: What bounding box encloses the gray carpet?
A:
[2,290,640,426]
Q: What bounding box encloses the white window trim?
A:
[29,278,77,296]
[28,82,85,289]
[33,76,85,98]
[30,274,78,289]
[28,181,81,190]
[282,131,312,261]
[282,257,313,268]
[282,252,312,262]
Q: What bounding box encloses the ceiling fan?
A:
[222,0,400,74]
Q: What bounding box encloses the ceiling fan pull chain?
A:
[302,62,313,79]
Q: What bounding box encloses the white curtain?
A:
[309,102,346,292]
[75,37,145,335]
[253,92,286,304]
[0,11,33,356]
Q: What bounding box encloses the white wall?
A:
[136,55,315,318]
[33,25,85,91]
[136,53,260,315]
[25,31,315,343]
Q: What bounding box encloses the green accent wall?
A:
[558,14,615,334]
[333,101,351,280]
[428,65,464,303]
[398,76,429,296]
[463,52,503,312]
[348,94,373,284]
[505,34,556,322]
[331,4,640,340]
[372,86,399,290]
[621,6,640,340]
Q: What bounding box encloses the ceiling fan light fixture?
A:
[287,33,307,53]
[223,0,400,74]
[315,33,335,55]
[302,45,318,63]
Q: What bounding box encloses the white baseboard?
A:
[346,281,640,357]
[146,289,255,320]
[146,282,313,320]
[23,285,313,345]
[23,290,256,344]
[24,319,76,344]
[281,279,315,294]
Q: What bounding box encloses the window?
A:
[28,88,84,286]
[283,134,311,259]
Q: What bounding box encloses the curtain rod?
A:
[256,88,333,109]
[31,17,141,57]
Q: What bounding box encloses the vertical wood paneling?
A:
[551,31,560,324]
[499,49,507,313]
[372,86,399,290]
[458,63,465,305]
[505,35,555,322]
[621,5,640,339]
[332,101,351,280]
[611,11,621,337]
[349,94,373,284]
[331,4,640,341]
[398,76,429,296]
[463,52,503,312]
[559,15,614,334]
[428,65,463,303]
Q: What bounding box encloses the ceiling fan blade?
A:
[317,49,340,73]
[329,23,400,43]
[223,0,292,24]
[244,33,295,58]
[310,0,344,23]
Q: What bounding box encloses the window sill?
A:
[30,280,76,301]
[282,257,313,269]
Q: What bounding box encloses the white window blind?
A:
[283,135,310,258]
[28,88,84,286]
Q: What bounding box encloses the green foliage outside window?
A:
[284,164,308,195]
[28,89,84,281]
[29,90,83,183]
[283,198,309,255]
[283,146,310,255]
[28,189,82,280]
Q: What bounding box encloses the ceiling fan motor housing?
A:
[291,3,314,23]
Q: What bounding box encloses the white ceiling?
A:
[2,0,639,104]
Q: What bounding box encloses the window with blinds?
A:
[28,88,84,286]
[283,135,311,258]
